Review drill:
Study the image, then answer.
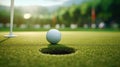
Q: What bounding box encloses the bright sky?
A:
[0,0,69,7]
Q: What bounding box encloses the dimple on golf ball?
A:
[46,29,61,44]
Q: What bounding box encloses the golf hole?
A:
[40,44,76,55]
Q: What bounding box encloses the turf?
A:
[0,31,120,67]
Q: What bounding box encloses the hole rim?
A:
[40,44,76,55]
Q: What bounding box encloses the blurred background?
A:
[0,0,120,30]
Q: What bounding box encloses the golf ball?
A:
[46,29,61,44]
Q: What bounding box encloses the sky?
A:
[0,0,83,7]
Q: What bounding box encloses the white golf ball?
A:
[46,29,61,44]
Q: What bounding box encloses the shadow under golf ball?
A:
[40,44,76,55]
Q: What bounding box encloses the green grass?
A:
[0,31,120,67]
[0,27,119,32]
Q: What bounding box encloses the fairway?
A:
[0,31,120,67]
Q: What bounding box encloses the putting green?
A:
[0,31,120,67]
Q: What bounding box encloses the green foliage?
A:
[100,0,113,11]
[89,0,101,7]
[110,0,120,22]
[72,8,81,23]
[80,3,88,15]
[56,0,120,26]
[0,0,120,27]
[0,6,10,23]
[69,5,77,17]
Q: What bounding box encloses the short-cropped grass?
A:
[0,31,120,67]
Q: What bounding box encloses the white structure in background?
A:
[99,22,105,29]
[20,24,27,29]
[34,24,41,29]
[55,24,60,29]
[61,24,65,29]
[70,24,78,29]
[112,23,119,29]
[91,23,96,29]
[43,24,51,29]
[0,23,3,28]
[83,24,88,29]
